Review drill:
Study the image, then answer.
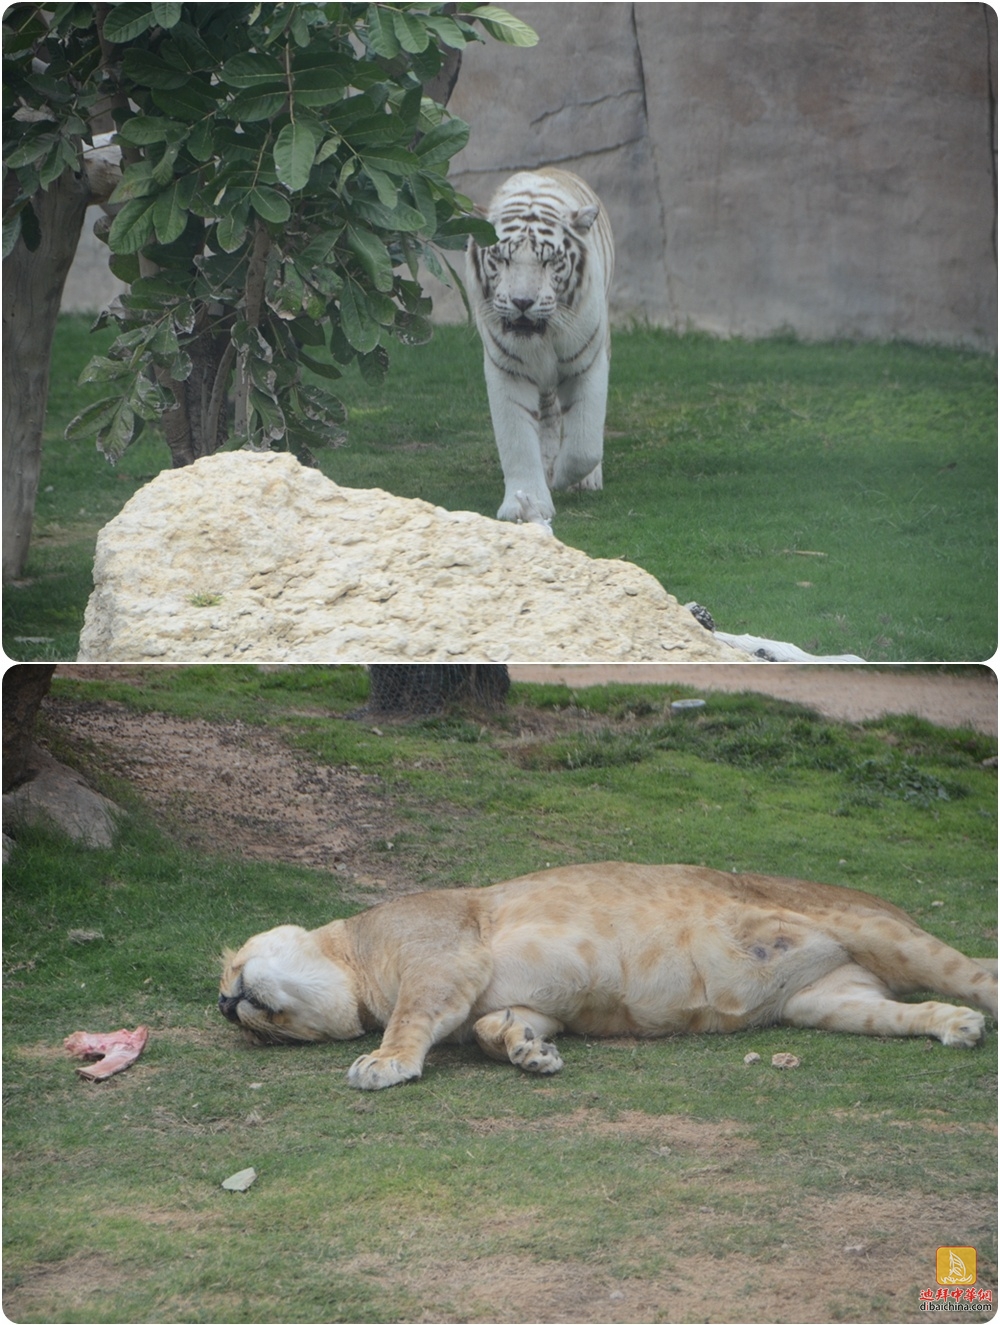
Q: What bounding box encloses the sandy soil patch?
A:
[511,665,997,735]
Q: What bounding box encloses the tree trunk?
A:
[156,308,234,468]
[2,663,56,791]
[367,665,510,715]
[2,172,92,581]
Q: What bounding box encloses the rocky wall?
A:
[441,1,997,348]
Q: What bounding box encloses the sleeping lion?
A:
[218,863,997,1090]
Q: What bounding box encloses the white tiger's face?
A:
[473,202,600,337]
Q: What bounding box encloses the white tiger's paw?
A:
[346,1053,421,1090]
[498,491,554,524]
[513,491,554,533]
[567,463,603,493]
[939,1008,985,1048]
[510,1033,564,1075]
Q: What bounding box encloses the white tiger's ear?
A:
[570,203,600,234]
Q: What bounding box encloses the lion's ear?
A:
[220,947,238,972]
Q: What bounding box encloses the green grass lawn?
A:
[4,318,996,661]
[3,666,997,1323]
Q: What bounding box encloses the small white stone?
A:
[221,1167,257,1192]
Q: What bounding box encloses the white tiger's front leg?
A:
[482,358,554,522]
[549,346,609,492]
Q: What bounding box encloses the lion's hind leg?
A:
[781,964,986,1047]
[473,1007,565,1075]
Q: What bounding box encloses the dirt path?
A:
[510,665,997,735]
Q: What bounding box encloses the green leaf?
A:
[133,369,182,413]
[151,1,182,27]
[353,197,428,232]
[408,41,442,85]
[229,88,287,122]
[315,134,342,165]
[108,160,157,205]
[409,172,441,230]
[435,215,497,244]
[467,5,539,46]
[101,399,138,463]
[78,355,130,386]
[339,280,381,352]
[296,381,348,426]
[424,14,471,49]
[151,78,220,120]
[248,386,286,443]
[266,259,306,319]
[107,197,157,253]
[364,165,398,209]
[249,185,291,224]
[38,141,71,189]
[288,316,328,347]
[65,395,125,442]
[361,148,417,178]
[391,9,431,53]
[116,116,187,146]
[357,345,390,386]
[5,133,57,170]
[292,65,355,107]
[299,351,342,381]
[159,25,216,74]
[366,287,397,326]
[215,203,250,253]
[121,48,188,89]
[289,5,311,47]
[109,251,141,283]
[186,121,216,161]
[2,209,24,260]
[273,121,319,193]
[219,51,284,89]
[346,224,395,293]
[151,141,181,185]
[102,3,156,44]
[152,183,189,244]
[150,317,181,360]
[412,117,469,167]
[365,5,400,57]
[393,309,433,346]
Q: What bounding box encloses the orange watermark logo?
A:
[937,1248,977,1286]
[918,1248,992,1312]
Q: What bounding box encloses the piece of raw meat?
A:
[63,1026,149,1080]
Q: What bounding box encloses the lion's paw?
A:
[346,1053,421,1090]
[510,1034,564,1076]
[939,1008,985,1048]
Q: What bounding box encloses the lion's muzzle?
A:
[218,993,243,1023]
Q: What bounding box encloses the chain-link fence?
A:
[366,665,509,715]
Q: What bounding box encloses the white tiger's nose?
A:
[511,296,535,312]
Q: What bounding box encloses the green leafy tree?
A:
[2,2,535,575]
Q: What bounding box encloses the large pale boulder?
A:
[77,452,744,663]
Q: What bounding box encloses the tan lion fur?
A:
[218,863,997,1089]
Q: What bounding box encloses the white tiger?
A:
[467,169,615,523]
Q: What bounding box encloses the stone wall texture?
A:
[62,3,996,348]
[437,2,998,348]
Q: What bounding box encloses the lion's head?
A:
[218,924,362,1044]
